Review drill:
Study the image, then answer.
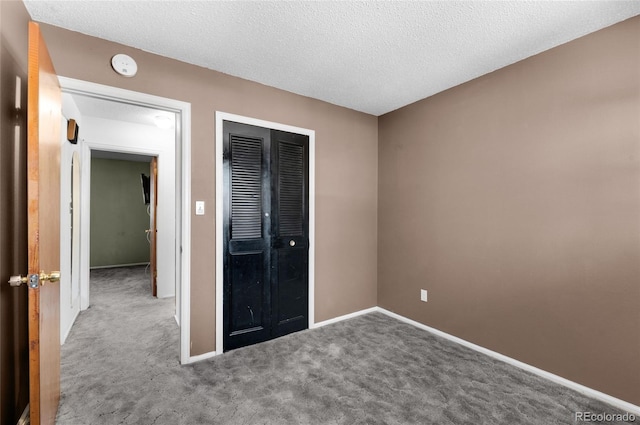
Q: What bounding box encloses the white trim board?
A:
[59,77,192,365]
[375,308,640,416]
[314,306,640,415]
[59,100,82,345]
[61,308,80,346]
[214,111,316,356]
[89,262,149,270]
[180,300,640,414]
[311,307,379,329]
[188,350,221,364]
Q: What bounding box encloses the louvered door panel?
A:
[278,142,304,236]
[223,121,309,352]
[223,122,271,351]
[271,130,309,338]
[230,136,263,240]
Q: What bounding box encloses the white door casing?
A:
[58,77,192,364]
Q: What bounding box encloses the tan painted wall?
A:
[378,17,640,405]
[0,1,30,423]
[7,0,636,408]
[37,22,379,355]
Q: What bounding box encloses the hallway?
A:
[57,266,177,423]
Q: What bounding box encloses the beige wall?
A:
[37,22,379,355]
[378,17,640,405]
[6,0,638,408]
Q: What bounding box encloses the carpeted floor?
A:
[57,266,631,424]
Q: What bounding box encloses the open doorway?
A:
[88,151,157,294]
[58,77,192,364]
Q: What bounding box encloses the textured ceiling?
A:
[25,1,640,116]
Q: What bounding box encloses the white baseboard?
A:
[182,307,378,364]
[17,404,29,425]
[186,350,220,364]
[311,306,379,329]
[175,305,639,415]
[376,307,640,416]
[61,308,81,345]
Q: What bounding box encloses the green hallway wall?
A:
[90,158,151,268]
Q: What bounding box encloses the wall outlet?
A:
[420,289,428,302]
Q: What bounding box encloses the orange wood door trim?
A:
[27,21,62,425]
[150,157,158,297]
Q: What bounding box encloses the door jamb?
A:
[215,111,315,354]
[58,77,192,365]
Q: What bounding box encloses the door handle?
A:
[289,240,296,247]
[40,271,61,283]
[8,271,60,287]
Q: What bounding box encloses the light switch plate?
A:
[195,201,205,215]
[420,289,428,302]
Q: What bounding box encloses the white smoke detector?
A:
[111,54,137,77]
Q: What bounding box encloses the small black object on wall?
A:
[67,119,79,144]
[140,174,151,205]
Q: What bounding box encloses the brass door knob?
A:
[7,271,59,287]
[40,271,61,283]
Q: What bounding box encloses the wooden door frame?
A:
[27,21,62,425]
[57,77,193,365]
[150,156,158,297]
[215,112,315,356]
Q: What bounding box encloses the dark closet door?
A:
[223,121,309,351]
[270,130,309,338]
[223,122,272,350]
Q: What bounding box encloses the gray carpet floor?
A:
[56,266,632,424]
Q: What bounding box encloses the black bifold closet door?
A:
[222,120,309,351]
